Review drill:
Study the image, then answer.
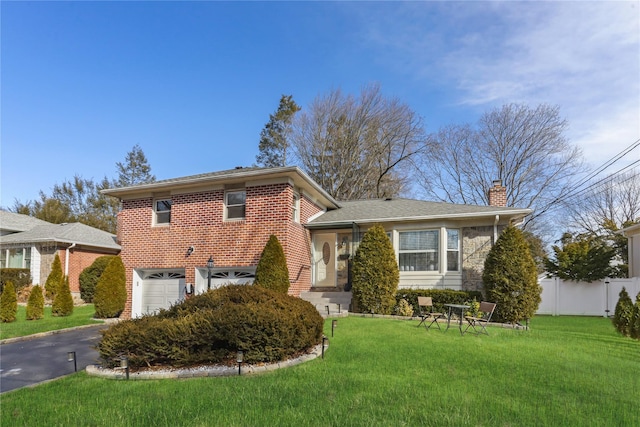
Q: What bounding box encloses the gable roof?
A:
[102,166,340,209]
[308,198,531,228]
[0,222,120,251]
[0,211,52,234]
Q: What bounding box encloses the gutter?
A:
[493,215,500,244]
[65,243,77,277]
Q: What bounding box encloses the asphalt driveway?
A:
[0,324,109,394]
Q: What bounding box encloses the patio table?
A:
[444,303,470,335]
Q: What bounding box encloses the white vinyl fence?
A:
[537,277,640,317]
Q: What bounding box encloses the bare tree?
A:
[417,103,583,228]
[291,84,428,200]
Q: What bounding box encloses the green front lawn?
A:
[0,304,102,340]
[2,315,638,426]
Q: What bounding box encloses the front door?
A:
[313,233,336,288]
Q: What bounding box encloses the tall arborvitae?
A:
[613,287,634,337]
[483,226,541,324]
[45,253,64,301]
[254,235,290,294]
[94,256,127,318]
[351,224,399,314]
[0,282,18,323]
[52,276,74,317]
[26,285,45,320]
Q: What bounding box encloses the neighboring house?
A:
[0,211,121,298]
[103,166,530,319]
[621,223,640,278]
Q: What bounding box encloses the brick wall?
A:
[117,183,324,318]
[461,225,505,293]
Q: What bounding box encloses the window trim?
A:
[153,198,172,226]
[292,191,300,223]
[225,189,246,221]
[446,229,460,272]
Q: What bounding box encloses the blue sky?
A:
[2,1,639,208]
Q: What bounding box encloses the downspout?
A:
[65,243,77,276]
[493,215,500,244]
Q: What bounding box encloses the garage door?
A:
[208,270,255,288]
[141,270,185,314]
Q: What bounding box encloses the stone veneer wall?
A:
[461,225,505,293]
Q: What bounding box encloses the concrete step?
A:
[300,291,352,317]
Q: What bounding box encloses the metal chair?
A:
[416,296,445,331]
[462,302,496,335]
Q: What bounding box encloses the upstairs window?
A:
[292,192,300,223]
[226,190,246,220]
[399,230,439,271]
[154,199,172,225]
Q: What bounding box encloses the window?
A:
[292,192,300,222]
[154,199,172,225]
[2,247,31,269]
[399,230,439,271]
[226,190,246,220]
[447,229,460,271]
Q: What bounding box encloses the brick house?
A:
[103,166,530,319]
[0,211,121,298]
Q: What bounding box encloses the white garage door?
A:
[141,270,185,314]
[208,270,255,288]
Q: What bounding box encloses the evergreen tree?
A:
[256,95,301,167]
[612,287,634,337]
[45,253,64,301]
[79,255,117,302]
[254,235,290,293]
[544,232,615,282]
[26,285,45,320]
[483,226,541,324]
[631,292,640,340]
[52,276,74,316]
[0,282,18,322]
[94,256,127,318]
[351,224,399,314]
[116,144,156,186]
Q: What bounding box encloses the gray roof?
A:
[0,222,120,251]
[308,198,531,228]
[102,166,340,209]
[0,211,52,233]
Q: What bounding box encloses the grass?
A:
[1,315,639,426]
[0,304,102,340]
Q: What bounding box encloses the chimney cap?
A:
[492,179,502,187]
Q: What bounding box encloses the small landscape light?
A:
[331,319,337,337]
[121,356,129,380]
[322,335,327,359]
[67,351,77,372]
[237,350,243,376]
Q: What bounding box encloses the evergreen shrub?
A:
[79,255,116,303]
[254,235,290,293]
[613,287,634,337]
[483,226,541,324]
[26,285,45,320]
[351,224,399,314]
[98,284,324,369]
[45,254,64,301]
[0,281,18,322]
[52,276,74,316]
[631,292,640,340]
[94,256,127,318]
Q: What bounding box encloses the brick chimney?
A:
[488,179,507,207]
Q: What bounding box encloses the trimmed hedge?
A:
[94,256,126,318]
[52,276,74,317]
[98,284,324,369]
[26,285,45,320]
[45,254,64,301]
[254,235,290,294]
[613,287,634,337]
[0,282,17,323]
[0,269,31,293]
[395,289,483,315]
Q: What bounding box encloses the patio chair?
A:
[462,302,496,336]
[416,297,445,331]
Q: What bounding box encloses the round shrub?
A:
[0,281,18,323]
[79,255,116,303]
[98,284,324,369]
[94,256,126,318]
[254,234,290,293]
[26,285,45,320]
